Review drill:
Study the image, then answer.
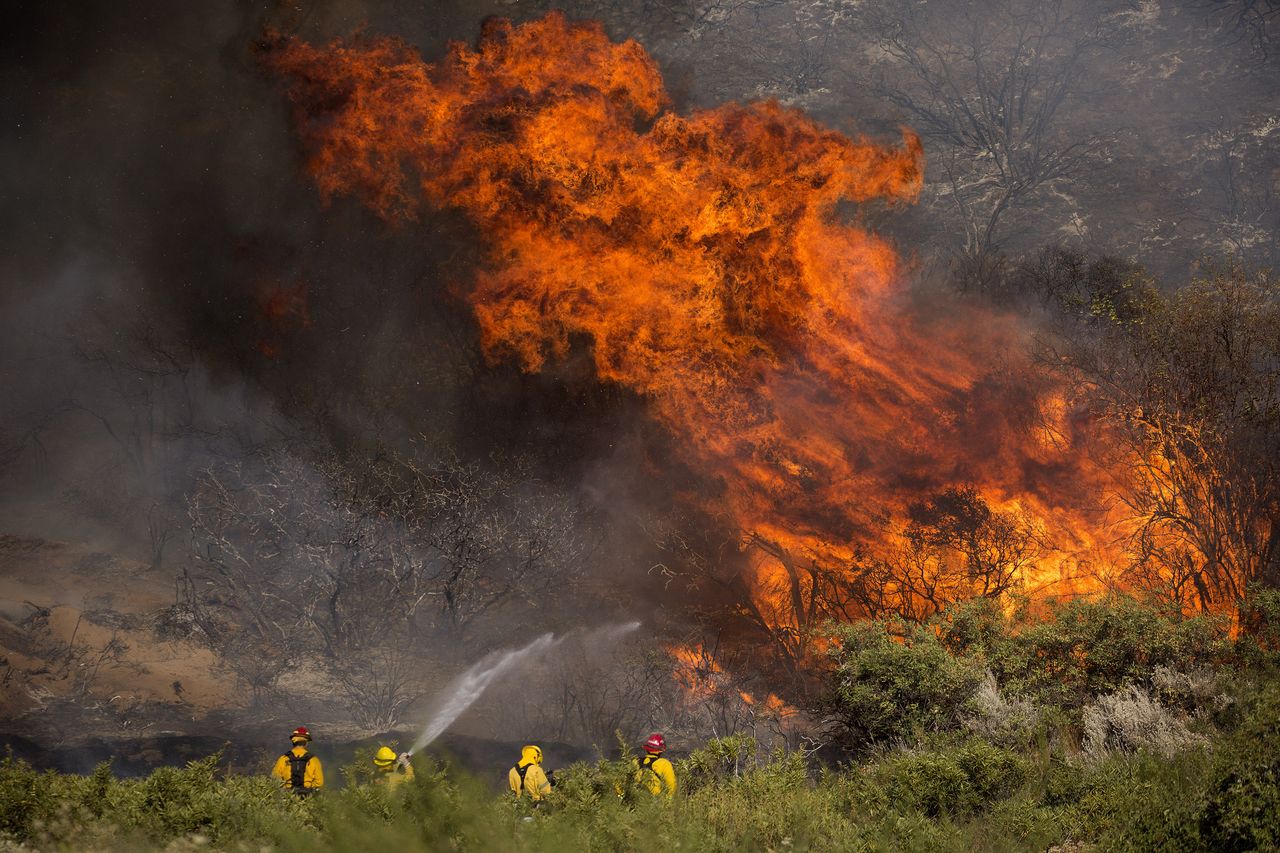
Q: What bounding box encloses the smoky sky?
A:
[1,0,1276,555]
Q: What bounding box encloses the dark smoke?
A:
[4,0,1277,543]
[1,0,1277,752]
[0,1,658,551]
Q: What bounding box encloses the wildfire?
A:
[668,643,799,718]
[669,644,724,701]
[254,276,310,359]
[264,14,1129,639]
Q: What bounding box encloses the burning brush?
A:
[263,13,1126,635]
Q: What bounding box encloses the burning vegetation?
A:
[2,7,1280,829]
[260,13,1142,668]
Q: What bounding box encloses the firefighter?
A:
[372,746,415,789]
[509,744,552,803]
[633,733,676,798]
[272,726,323,795]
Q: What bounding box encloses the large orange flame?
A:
[264,13,1125,638]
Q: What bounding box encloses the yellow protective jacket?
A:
[374,762,415,790]
[633,753,676,798]
[273,745,324,791]
[509,747,551,801]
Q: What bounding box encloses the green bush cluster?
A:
[0,713,1276,852]
[0,754,307,849]
[825,618,985,749]
[931,595,1234,704]
[1,597,1277,851]
[826,595,1241,753]
[974,598,1232,708]
[869,740,1028,818]
[1102,683,1280,851]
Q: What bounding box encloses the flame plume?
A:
[264,14,1120,636]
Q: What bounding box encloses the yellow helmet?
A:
[373,746,398,768]
[521,744,543,765]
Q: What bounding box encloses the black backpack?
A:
[283,751,314,789]
[637,754,664,786]
[512,762,530,794]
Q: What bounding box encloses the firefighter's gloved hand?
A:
[396,752,411,770]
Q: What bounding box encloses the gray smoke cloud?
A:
[0,3,1275,753]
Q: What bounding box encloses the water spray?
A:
[406,621,640,756]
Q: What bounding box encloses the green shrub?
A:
[977,798,1067,850]
[982,597,1231,708]
[871,740,1028,818]
[935,596,1010,658]
[1064,751,1206,847]
[0,593,1269,852]
[550,757,635,812]
[1238,585,1280,669]
[826,620,985,751]
[0,728,1263,853]
[1193,686,1280,851]
[826,596,1232,758]
[0,757,62,839]
[679,733,758,793]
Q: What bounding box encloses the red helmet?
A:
[290,726,311,743]
[643,733,665,753]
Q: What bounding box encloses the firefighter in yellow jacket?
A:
[509,744,551,803]
[633,733,676,798]
[272,726,323,795]
[372,746,415,790]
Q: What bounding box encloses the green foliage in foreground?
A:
[0,694,1276,853]
[824,595,1258,754]
[4,595,1278,851]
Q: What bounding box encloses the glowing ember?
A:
[264,13,1129,636]
[668,643,725,701]
[254,276,310,359]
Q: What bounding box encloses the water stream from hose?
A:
[409,622,639,754]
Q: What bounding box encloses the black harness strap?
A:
[639,754,664,787]
[284,751,314,789]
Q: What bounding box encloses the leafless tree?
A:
[650,522,826,675]
[489,633,672,747]
[806,488,1044,625]
[416,453,588,636]
[903,486,1045,597]
[650,484,1041,686]
[1183,125,1280,269]
[661,631,799,747]
[483,623,800,752]
[689,0,855,100]
[852,0,1118,257]
[185,443,589,725]
[1039,259,1280,611]
[1199,0,1280,58]
[739,532,829,670]
[1,303,254,570]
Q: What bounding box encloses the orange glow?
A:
[668,643,725,701]
[264,14,1136,642]
[668,643,800,716]
[254,277,310,359]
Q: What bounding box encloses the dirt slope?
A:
[0,535,235,737]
